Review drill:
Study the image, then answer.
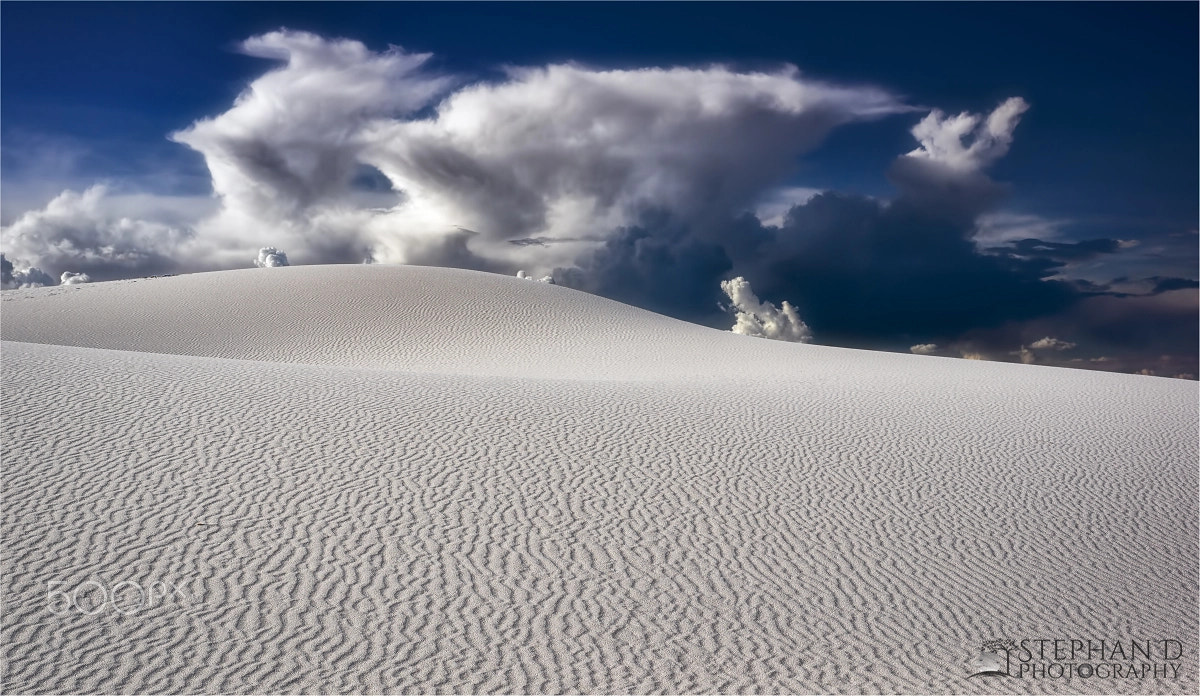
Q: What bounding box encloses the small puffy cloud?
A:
[59,271,90,285]
[253,247,290,268]
[1030,336,1076,351]
[516,270,554,283]
[960,351,988,361]
[905,97,1029,173]
[909,343,939,355]
[1,254,54,289]
[720,276,812,343]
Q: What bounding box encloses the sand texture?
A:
[2,265,1196,693]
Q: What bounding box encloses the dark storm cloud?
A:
[1149,276,1200,294]
[554,211,734,322]
[753,195,1084,343]
[556,189,1083,345]
[1,253,53,289]
[997,237,1123,262]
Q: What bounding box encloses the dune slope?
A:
[2,265,1196,694]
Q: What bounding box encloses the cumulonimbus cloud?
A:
[90,30,910,277]
[3,30,909,280]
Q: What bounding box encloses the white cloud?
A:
[2,31,970,295]
[720,276,812,343]
[360,61,909,274]
[909,343,939,355]
[0,254,53,289]
[1030,336,1076,351]
[516,270,554,283]
[160,31,911,275]
[254,247,290,268]
[0,186,196,281]
[905,97,1029,173]
[59,271,90,285]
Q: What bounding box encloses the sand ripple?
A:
[2,266,1196,693]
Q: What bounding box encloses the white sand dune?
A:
[2,265,1196,694]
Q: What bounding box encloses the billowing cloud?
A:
[909,343,939,355]
[359,63,908,274]
[720,276,812,343]
[0,186,195,281]
[59,271,90,285]
[1030,336,1076,351]
[0,254,53,289]
[172,31,450,220]
[159,30,912,275]
[904,97,1029,173]
[548,97,1086,346]
[254,247,290,268]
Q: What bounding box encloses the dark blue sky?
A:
[3,1,1196,232]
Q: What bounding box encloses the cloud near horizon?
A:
[254,247,290,268]
[721,276,813,343]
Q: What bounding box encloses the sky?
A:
[2,2,1196,377]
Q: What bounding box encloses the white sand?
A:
[2,265,1196,694]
